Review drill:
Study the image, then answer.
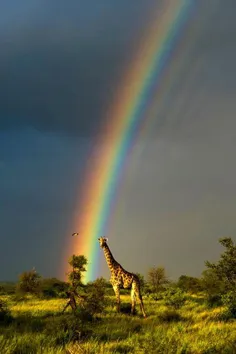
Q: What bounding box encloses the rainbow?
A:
[66,0,197,282]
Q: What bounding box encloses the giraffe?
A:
[98,237,146,318]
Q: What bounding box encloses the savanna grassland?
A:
[0,237,235,353]
[0,292,236,354]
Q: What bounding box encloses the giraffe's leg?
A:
[113,285,120,313]
[138,291,147,318]
[134,281,147,318]
[131,283,136,315]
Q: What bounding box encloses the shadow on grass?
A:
[2,310,94,336]
[97,320,143,343]
[1,312,96,354]
[157,309,188,323]
[210,310,236,323]
[119,302,135,315]
[119,302,147,318]
[109,301,143,316]
[1,301,146,351]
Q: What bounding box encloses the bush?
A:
[17,268,41,295]
[148,292,164,301]
[221,291,236,319]
[205,294,223,308]
[201,269,225,308]
[41,278,69,299]
[163,287,186,309]
[42,288,57,298]
[177,275,202,293]
[205,237,236,292]
[83,278,109,315]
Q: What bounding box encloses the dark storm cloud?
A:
[0,0,157,137]
[1,0,235,138]
[1,0,236,282]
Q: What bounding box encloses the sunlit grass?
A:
[11,298,65,316]
[1,293,236,353]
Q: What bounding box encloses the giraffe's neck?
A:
[103,244,118,272]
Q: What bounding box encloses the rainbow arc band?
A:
[68,0,196,283]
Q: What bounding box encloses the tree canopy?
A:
[205,237,236,291]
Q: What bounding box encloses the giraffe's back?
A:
[112,265,136,288]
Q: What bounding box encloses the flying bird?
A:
[72,232,79,236]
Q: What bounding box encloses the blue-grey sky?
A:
[0,0,236,281]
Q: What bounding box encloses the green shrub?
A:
[205,294,223,308]
[42,288,57,299]
[221,291,236,319]
[163,287,186,309]
[17,269,41,295]
[75,307,93,322]
[83,278,109,315]
[205,237,236,293]
[40,278,69,299]
[149,293,164,301]
[177,275,202,293]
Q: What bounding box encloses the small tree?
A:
[205,237,236,291]
[201,268,225,293]
[147,266,169,299]
[17,268,41,295]
[62,255,88,313]
[201,269,225,307]
[203,237,236,314]
[68,255,87,290]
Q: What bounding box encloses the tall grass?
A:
[0,293,235,353]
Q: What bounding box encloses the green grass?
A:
[0,294,236,353]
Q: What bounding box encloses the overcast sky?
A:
[0,0,236,281]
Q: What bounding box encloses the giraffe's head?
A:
[98,237,108,248]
